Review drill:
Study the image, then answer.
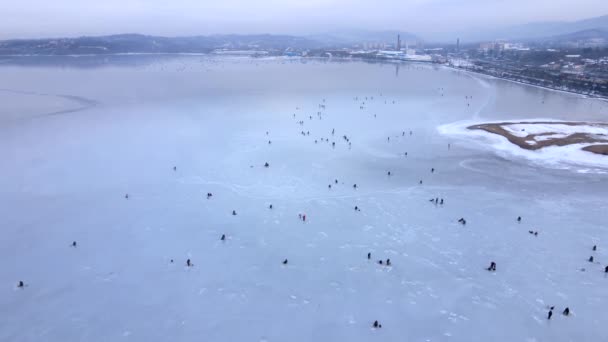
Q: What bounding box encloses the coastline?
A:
[468,121,608,156]
[442,64,608,102]
[583,144,608,155]
[438,120,608,173]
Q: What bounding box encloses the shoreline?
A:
[468,121,608,156]
[443,64,608,102]
[438,119,608,173]
[583,144,608,155]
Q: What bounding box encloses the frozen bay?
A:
[1,56,607,342]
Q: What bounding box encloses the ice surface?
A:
[1,56,608,342]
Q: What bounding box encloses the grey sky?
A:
[1,0,607,40]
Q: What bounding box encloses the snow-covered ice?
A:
[502,122,608,138]
[1,56,608,342]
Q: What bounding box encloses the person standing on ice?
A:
[487,262,496,271]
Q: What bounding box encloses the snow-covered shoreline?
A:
[438,119,608,173]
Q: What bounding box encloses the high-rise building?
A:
[456,38,460,52]
[397,34,401,51]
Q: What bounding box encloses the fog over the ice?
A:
[1,0,607,40]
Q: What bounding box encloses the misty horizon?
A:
[2,1,608,42]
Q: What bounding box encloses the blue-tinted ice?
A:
[1,56,607,342]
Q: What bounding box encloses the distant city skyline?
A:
[1,0,608,41]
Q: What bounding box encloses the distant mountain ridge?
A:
[501,15,608,40]
[441,14,608,43]
[2,15,608,55]
[0,31,418,56]
[0,33,326,55]
[538,28,608,46]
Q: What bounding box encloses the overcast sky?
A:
[1,0,607,40]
